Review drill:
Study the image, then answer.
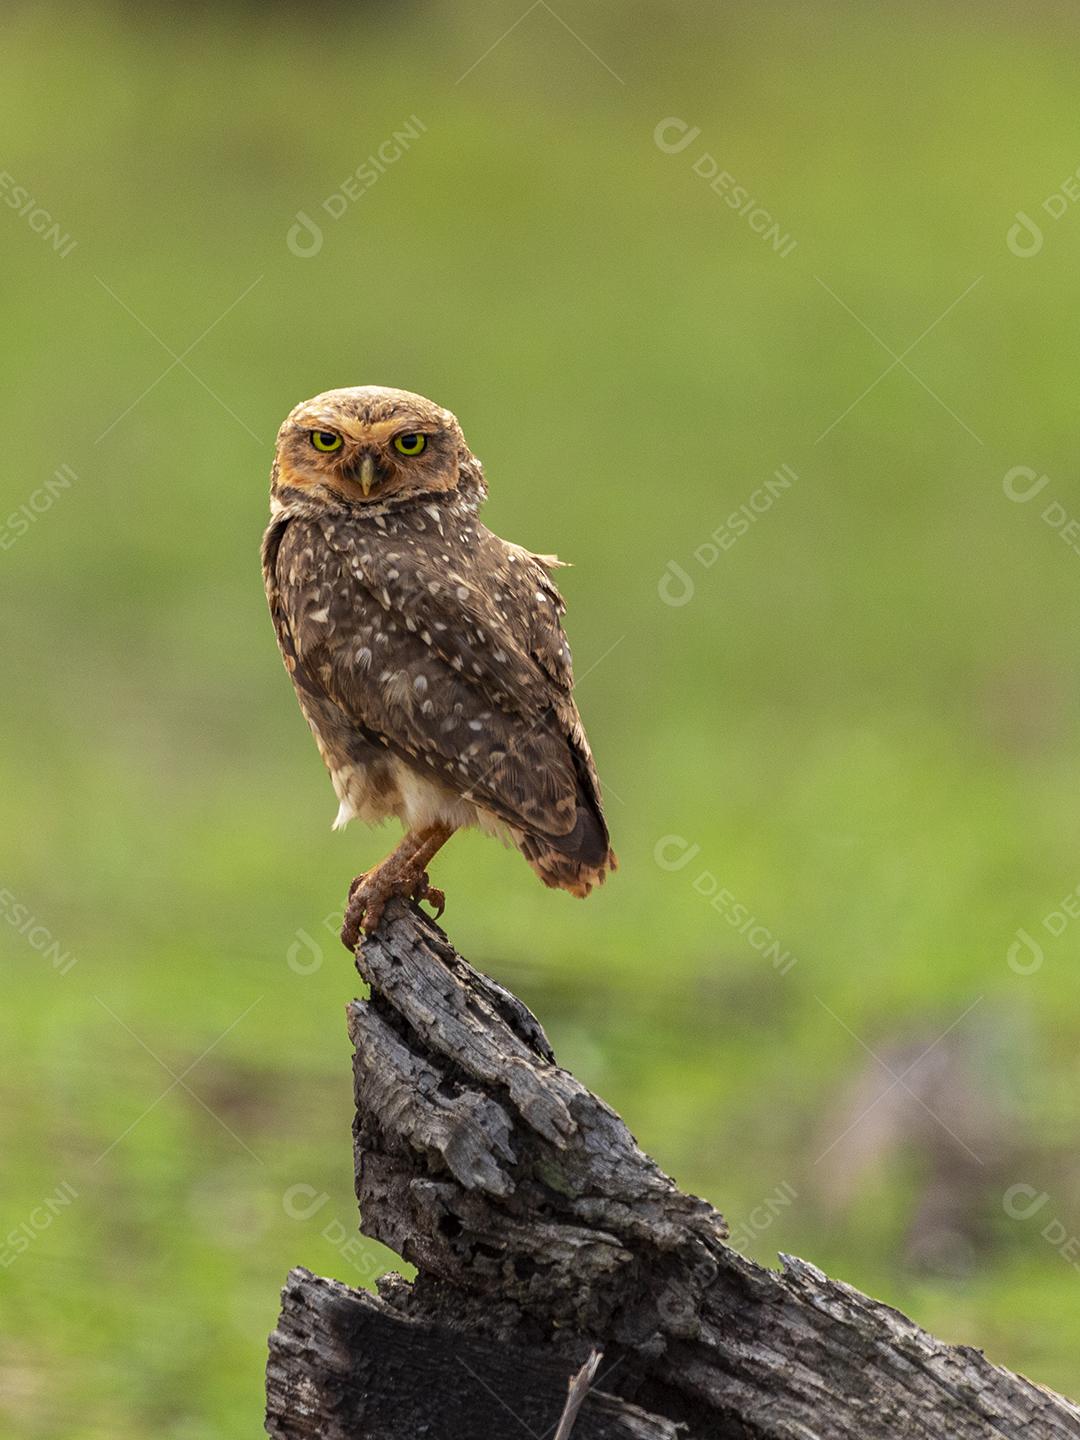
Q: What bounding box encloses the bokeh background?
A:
[4,1,1080,1433]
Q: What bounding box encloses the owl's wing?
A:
[272,515,609,863]
[315,514,583,713]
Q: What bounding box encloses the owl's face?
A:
[272,386,475,510]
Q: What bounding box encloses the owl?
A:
[262,385,616,943]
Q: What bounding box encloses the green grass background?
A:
[4,1,1080,1433]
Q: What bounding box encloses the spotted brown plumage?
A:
[262,385,615,937]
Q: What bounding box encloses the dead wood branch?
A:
[266,902,1080,1439]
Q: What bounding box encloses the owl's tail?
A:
[518,804,618,899]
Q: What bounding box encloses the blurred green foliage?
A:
[4,2,1080,1433]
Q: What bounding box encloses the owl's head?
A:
[270,386,484,512]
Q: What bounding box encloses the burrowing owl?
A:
[263,385,615,942]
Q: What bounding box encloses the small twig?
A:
[552,1350,602,1440]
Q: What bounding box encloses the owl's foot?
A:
[341,839,452,950]
[341,867,398,948]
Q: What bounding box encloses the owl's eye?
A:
[310,430,344,453]
[393,433,427,456]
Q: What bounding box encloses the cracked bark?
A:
[265,901,1080,1440]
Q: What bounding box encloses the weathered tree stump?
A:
[266,901,1080,1439]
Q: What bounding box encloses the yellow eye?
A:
[393,432,427,456]
[310,430,343,453]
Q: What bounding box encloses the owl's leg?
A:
[404,823,455,919]
[341,824,455,948]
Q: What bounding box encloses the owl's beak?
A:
[358,453,376,497]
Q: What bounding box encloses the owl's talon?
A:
[407,867,446,920]
[341,884,386,949]
[422,883,446,919]
[341,883,367,951]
